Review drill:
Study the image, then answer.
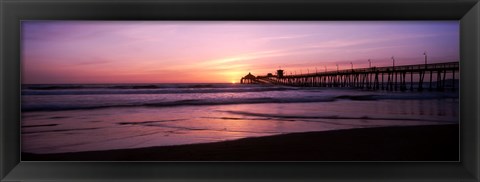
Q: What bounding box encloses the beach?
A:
[21,83,459,160]
[22,124,459,161]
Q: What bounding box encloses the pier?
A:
[240,62,459,91]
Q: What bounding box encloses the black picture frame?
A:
[1,0,479,181]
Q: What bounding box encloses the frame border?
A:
[1,0,479,181]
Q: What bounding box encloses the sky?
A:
[22,21,459,84]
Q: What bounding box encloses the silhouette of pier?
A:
[240,62,459,91]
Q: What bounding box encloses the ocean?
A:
[21,83,459,154]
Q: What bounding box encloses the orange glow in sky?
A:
[22,21,459,84]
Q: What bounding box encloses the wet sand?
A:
[22,124,459,161]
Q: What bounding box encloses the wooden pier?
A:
[240,62,459,91]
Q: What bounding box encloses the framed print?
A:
[18,20,460,162]
[1,0,479,181]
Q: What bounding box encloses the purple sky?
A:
[22,21,459,84]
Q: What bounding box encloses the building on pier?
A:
[240,72,257,84]
[277,69,284,77]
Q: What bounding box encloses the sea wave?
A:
[24,83,262,90]
[21,93,458,112]
[21,96,334,112]
[218,110,454,123]
[22,87,296,95]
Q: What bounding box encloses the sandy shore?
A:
[22,124,459,161]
